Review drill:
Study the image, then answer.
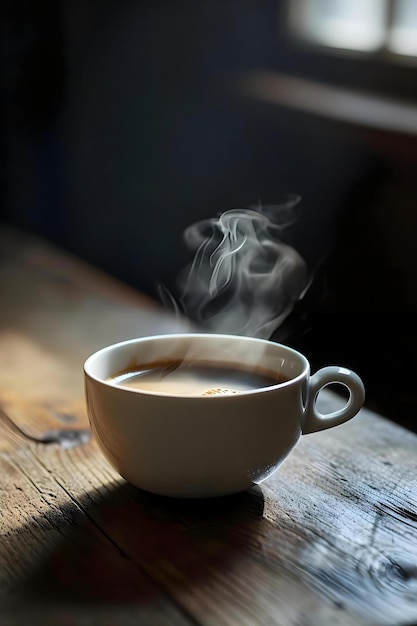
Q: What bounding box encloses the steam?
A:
[172,195,309,339]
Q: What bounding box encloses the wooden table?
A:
[1,226,417,626]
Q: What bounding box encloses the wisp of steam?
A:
[169,195,309,339]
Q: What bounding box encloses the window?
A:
[390,0,417,56]
[289,0,417,59]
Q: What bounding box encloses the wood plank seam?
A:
[14,444,204,626]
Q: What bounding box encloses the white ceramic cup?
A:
[84,333,365,498]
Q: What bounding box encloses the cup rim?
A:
[84,333,310,397]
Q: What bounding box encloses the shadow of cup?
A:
[12,482,265,609]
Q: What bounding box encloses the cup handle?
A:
[302,366,365,435]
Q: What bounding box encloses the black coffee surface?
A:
[108,359,288,396]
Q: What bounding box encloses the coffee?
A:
[108,359,288,396]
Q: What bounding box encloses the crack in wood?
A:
[0,406,90,449]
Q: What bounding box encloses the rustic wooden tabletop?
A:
[1,226,417,626]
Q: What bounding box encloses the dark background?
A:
[1,0,416,430]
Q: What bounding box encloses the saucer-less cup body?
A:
[84,334,365,498]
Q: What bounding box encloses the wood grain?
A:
[1,226,417,625]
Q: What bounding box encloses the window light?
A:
[290,0,387,52]
[389,0,417,56]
